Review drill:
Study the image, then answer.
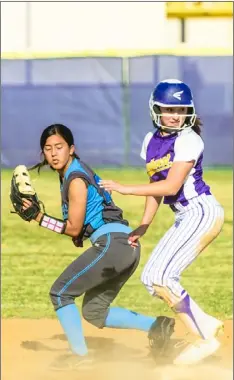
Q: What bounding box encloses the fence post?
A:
[122,57,130,167]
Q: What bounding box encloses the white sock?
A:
[173,293,220,339]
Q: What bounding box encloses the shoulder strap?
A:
[62,160,111,205]
[79,160,112,205]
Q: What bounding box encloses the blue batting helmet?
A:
[149,79,197,132]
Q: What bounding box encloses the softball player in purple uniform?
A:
[100,79,224,365]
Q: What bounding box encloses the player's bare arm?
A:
[128,180,162,246]
[100,161,194,197]
[64,178,87,237]
[21,177,87,238]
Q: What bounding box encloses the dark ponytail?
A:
[29,124,79,173]
[192,117,202,136]
[30,157,48,173]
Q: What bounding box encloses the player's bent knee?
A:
[153,284,181,308]
[141,274,157,295]
[82,302,107,329]
[49,283,75,310]
[49,283,60,307]
[140,272,150,287]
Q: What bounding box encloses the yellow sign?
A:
[167,2,233,18]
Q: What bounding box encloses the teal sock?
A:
[105,307,156,332]
[56,304,88,356]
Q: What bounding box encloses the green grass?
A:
[2,168,233,319]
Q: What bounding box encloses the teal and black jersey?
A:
[60,158,129,241]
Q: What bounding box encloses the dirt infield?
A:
[2,319,233,380]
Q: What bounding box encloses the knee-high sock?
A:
[105,307,156,332]
[56,304,88,355]
[173,292,217,339]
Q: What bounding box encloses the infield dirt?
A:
[2,318,233,380]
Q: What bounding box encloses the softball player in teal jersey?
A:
[22,123,175,370]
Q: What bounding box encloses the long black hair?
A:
[30,124,79,173]
[192,117,202,136]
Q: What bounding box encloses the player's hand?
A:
[72,237,83,247]
[128,225,149,247]
[99,180,131,195]
[22,198,43,222]
[22,198,32,210]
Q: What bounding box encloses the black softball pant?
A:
[49,232,140,328]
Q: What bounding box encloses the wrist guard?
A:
[39,213,66,234]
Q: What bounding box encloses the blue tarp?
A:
[2,56,233,167]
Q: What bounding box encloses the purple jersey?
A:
[140,128,210,206]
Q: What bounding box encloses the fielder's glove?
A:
[148,316,190,364]
[148,316,176,363]
[10,165,45,222]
